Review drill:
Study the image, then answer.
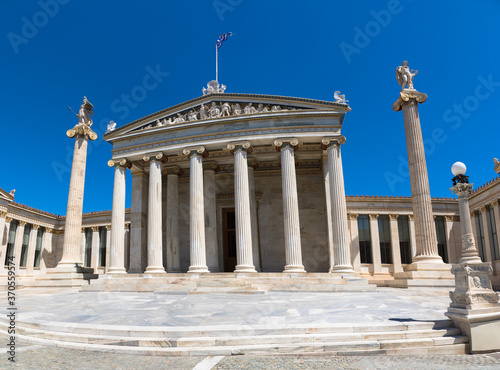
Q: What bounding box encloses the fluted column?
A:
[369,214,382,274]
[13,221,26,271]
[129,168,148,273]
[322,155,335,272]
[58,116,97,271]
[393,89,442,264]
[451,182,482,263]
[165,166,183,272]
[107,159,130,274]
[493,200,500,255]
[322,137,354,272]
[183,146,209,273]
[389,215,403,273]
[26,225,39,274]
[408,214,417,259]
[228,142,256,273]
[348,214,361,271]
[90,227,100,270]
[203,161,220,272]
[40,228,53,272]
[275,138,305,272]
[105,225,111,272]
[144,152,167,273]
[0,213,9,273]
[480,206,494,263]
[248,157,262,272]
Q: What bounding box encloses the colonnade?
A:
[105,137,353,274]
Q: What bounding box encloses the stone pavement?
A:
[1,345,500,369]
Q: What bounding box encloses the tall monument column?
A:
[228,142,256,273]
[107,159,130,274]
[57,97,97,272]
[143,152,167,273]
[183,146,209,273]
[393,61,442,265]
[274,139,305,273]
[322,137,354,273]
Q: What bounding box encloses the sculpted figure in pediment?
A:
[271,105,281,112]
[232,103,242,115]
[221,102,231,116]
[244,103,257,114]
[199,104,208,119]
[209,102,221,118]
[174,113,186,123]
[188,110,198,121]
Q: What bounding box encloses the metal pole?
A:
[216,43,218,83]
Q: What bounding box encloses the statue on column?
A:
[396,61,418,91]
[72,96,94,126]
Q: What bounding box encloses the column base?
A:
[53,262,90,274]
[145,266,166,274]
[283,265,306,273]
[188,266,210,273]
[329,265,355,273]
[106,268,127,274]
[411,255,444,264]
[234,265,257,273]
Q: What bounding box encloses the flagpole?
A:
[216,42,218,83]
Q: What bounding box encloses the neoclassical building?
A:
[1,85,500,287]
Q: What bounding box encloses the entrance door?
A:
[222,208,237,272]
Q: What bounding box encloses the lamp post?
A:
[446,161,500,353]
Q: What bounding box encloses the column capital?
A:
[91,226,99,232]
[392,89,428,112]
[227,141,253,154]
[45,228,53,234]
[389,214,398,221]
[183,146,209,158]
[492,200,499,207]
[105,225,111,230]
[347,213,358,220]
[369,214,378,220]
[470,210,477,218]
[0,211,7,218]
[19,221,27,227]
[321,136,346,149]
[125,223,130,229]
[479,206,487,213]
[5,216,12,222]
[444,215,453,222]
[143,152,167,163]
[108,158,132,168]
[32,224,40,230]
[408,214,414,221]
[67,124,98,141]
[450,182,473,197]
[247,157,259,169]
[165,165,185,176]
[81,227,86,233]
[203,161,220,172]
[274,138,299,151]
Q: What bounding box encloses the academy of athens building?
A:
[1,85,500,287]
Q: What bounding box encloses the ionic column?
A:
[389,215,403,273]
[470,211,484,261]
[369,214,382,274]
[408,214,417,260]
[228,142,256,273]
[40,228,53,272]
[248,157,262,272]
[322,137,354,272]
[444,215,458,263]
[105,225,111,272]
[13,221,26,272]
[90,227,100,270]
[183,146,209,273]
[124,224,130,270]
[322,155,335,272]
[480,206,494,263]
[393,89,442,264]
[143,152,167,273]
[203,161,220,272]
[58,106,98,271]
[0,213,9,272]
[81,228,87,265]
[348,214,360,271]
[274,139,305,272]
[26,224,39,274]
[165,166,183,273]
[493,200,500,256]
[107,159,130,274]
[129,168,148,273]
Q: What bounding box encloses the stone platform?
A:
[0,287,469,356]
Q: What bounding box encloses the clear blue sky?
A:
[1,0,499,215]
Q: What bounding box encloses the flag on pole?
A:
[216,32,233,51]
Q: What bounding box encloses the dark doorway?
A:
[222,208,237,272]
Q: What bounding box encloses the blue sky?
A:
[1,0,499,215]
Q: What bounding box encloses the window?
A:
[477,212,487,262]
[84,228,92,267]
[397,216,412,264]
[20,224,31,267]
[358,215,372,264]
[4,220,17,266]
[99,227,107,267]
[378,215,392,264]
[33,227,44,268]
[434,216,449,263]
[487,206,499,260]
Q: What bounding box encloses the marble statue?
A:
[164,117,173,125]
[220,84,226,93]
[106,120,116,133]
[209,102,221,118]
[334,91,348,104]
[202,80,226,95]
[199,104,208,119]
[396,61,418,91]
[494,158,500,174]
[232,103,242,115]
[74,96,94,126]
[188,110,198,121]
[271,105,281,112]
[155,119,162,127]
[9,189,15,197]
[244,103,257,114]
[174,113,186,124]
[221,102,231,117]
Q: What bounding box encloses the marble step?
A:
[5,332,469,356]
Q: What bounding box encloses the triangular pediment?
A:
[105,93,349,140]
[0,187,15,202]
